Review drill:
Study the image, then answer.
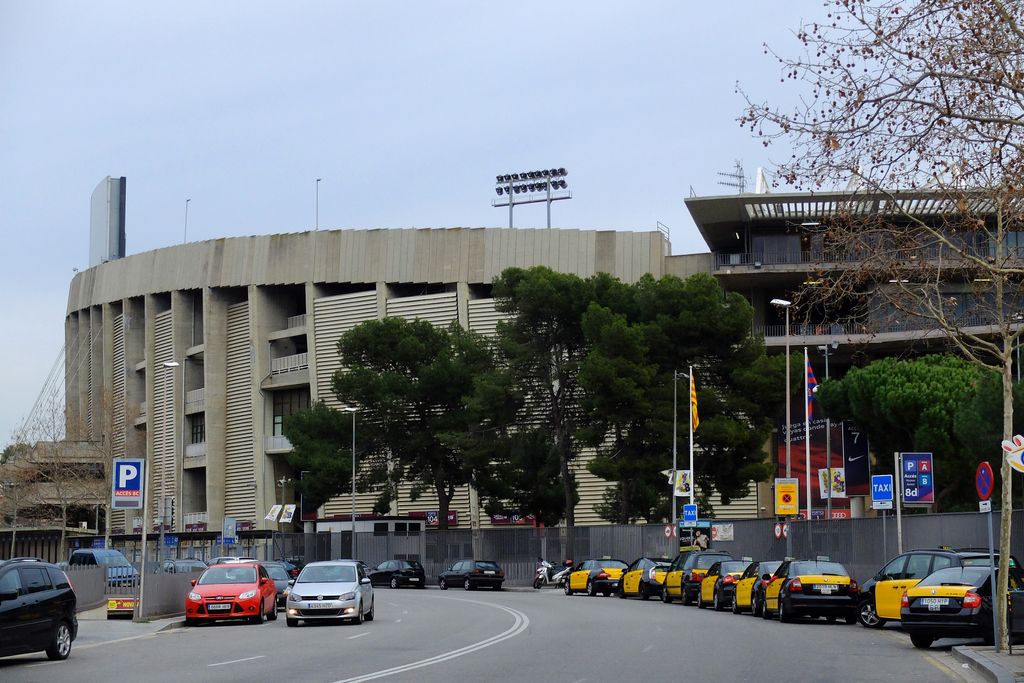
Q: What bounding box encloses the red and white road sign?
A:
[664,524,674,539]
[774,523,782,540]
[782,523,789,538]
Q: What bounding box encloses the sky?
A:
[0,0,825,445]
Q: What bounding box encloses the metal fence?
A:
[260,511,1022,586]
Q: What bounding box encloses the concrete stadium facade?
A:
[65,226,749,539]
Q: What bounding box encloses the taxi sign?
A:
[682,504,698,528]
[774,478,799,516]
[871,474,894,510]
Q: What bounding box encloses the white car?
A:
[286,560,374,627]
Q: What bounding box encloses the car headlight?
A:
[188,592,201,601]
[341,592,356,600]
[289,594,303,602]
[239,590,258,600]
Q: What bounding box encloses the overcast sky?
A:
[0,0,824,445]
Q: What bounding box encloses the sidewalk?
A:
[73,605,184,650]
[953,646,1024,682]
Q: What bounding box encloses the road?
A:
[0,587,972,682]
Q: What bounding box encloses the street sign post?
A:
[978,461,1000,652]
[682,504,698,528]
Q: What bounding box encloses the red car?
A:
[184,562,278,625]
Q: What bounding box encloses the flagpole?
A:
[689,366,695,506]
[804,347,812,525]
[672,370,678,533]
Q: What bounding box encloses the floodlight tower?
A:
[492,168,571,228]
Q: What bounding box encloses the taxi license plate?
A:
[815,585,836,594]
[310,602,333,609]
[922,597,948,610]
[410,577,420,582]
[484,570,495,575]
[208,603,231,611]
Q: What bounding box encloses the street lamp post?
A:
[343,406,358,559]
[771,299,792,556]
[160,361,180,562]
[315,178,322,230]
[817,343,838,520]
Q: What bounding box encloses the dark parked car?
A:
[0,558,78,661]
[261,562,293,608]
[67,548,139,586]
[438,560,505,591]
[370,559,427,588]
[161,559,208,573]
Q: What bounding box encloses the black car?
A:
[679,551,733,605]
[438,560,505,591]
[741,560,782,616]
[259,562,293,609]
[702,560,750,610]
[0,557,78,661]
[370,559,427,589]
[161,559,208,573]
[900,565,1023,648]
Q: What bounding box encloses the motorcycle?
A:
[533,560,555,589]
[551,562,574,588]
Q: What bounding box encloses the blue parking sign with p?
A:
[112,458,145,510]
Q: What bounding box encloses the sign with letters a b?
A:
[112,458,145,510]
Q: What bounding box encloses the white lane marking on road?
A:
[348,632,371,640]
[642,645,653,653]
[331,598,530,683]
[209,655,266,667]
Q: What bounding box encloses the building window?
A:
[272,389,311,436]
[373,523,388,537]
[190,414,205,444]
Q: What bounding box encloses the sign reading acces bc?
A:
[112,459,145,510]
[901,452,935,505]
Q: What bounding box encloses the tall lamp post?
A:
[160,361,180,562]
[492,168,571,229]
[770,299,792,556]
[315,178,322,230]
[817,342,838,520]
[343,406,358,559]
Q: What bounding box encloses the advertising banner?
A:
[674,470,692,497]
[901,452,935,505]
[818,467,847,499]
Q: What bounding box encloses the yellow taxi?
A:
[732,560,782,616]
[563,558,628,597]
[675,551,732,605]
[618,556,671,600]
[857,548,1016,628]
[697,560,750,610]
[762,559,859,623]
[900,565,1023,648]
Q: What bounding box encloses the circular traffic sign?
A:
[782,523,789,539]
[664,524,673,539]
[976,462,995,501]
[773,522,783,540]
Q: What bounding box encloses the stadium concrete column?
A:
[100,302,117,544]
[374,282,400,515]
[123,297,147,465]
[203,288,228,541]
[170,291,192,534]
[250,285,275,528]
[142,294,159,561]
[457,280,482,558]
[305,282,320,403]
[75,309,92,437]
[88,306,103,438]
[63,314,82,433]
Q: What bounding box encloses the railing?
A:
[271,352,308,375]
[186,387,205,404]
[264,435,294,452]
[286,313,308,329]
[184,511,208,531]
[715,245,1010,269]
[758,314,1004,338]
[185,442,207,458]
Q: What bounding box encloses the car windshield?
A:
[96,554,131,567]
[791,561,848,576]
[598,560,628,569]
[405,560,423,570]
[760,561,783,576]
[264,565,289,580]
[198,566,257,585]
[918,567,989,588]
[475,561,501,570]
[298,565,357,583]
[719,561,748,573]
[696,554,731,569]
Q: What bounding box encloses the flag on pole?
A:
[806,359,818,420]
[690,371,699,431]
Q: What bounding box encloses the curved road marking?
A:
[331,597,530,683]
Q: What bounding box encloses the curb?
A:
[951,646,1017,683]
[158,619,186,632]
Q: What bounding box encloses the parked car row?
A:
[564,546,1021,649]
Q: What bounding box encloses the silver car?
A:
[286,560,374,627]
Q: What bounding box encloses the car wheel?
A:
[697,590,706,609]
[286,618,299,627]
[45,621,72,661]
[713,589,722,611]
[661,587,671,603]
[464,579,473,591]
[267,600,278,621]
[857,598,885,628]
[439,578,448,590]
[390,577,400,589]
[587,580,597,597]
[564,580,573,596]
[732,595,741,614]
[640,583,650,601]
[618,584,627,599]
[778,598,791,623]
[365,600,374,622]
[910,633,933,649]
[761,599,773,620]
[352,601,364,625]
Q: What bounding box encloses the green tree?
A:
[329,318,494,530]
[284,402,355,512]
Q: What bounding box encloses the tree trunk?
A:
[999,350,1014,650]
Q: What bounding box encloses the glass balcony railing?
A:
[264,435,294,452]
